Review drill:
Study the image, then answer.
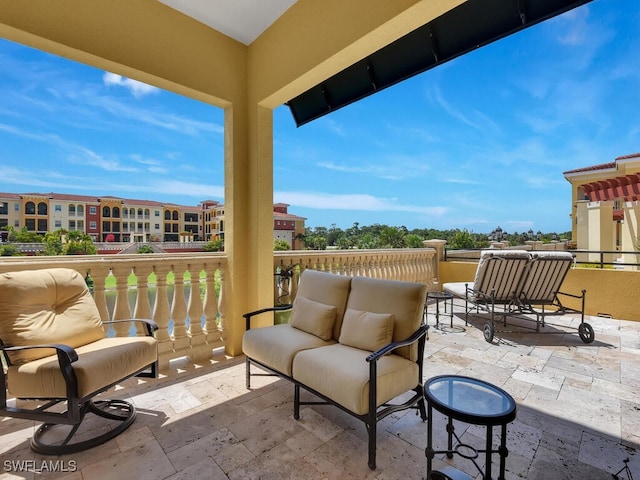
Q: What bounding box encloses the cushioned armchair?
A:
[0,268,158,455]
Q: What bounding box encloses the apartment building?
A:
[564,153,640,265]
[0,192,306,248]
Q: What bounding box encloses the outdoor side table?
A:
[427,291,455,329]
[425,375,517,480]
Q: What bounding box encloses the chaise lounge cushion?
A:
[338,308,394,352]
[292,343,419,415]
[290,296,337,341]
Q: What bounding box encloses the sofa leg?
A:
[294,385,300,420]
[245,358,251,389]
[368,421,377,470]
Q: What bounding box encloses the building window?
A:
[155,224,160,229]
[113,207,120,218]
[155,210,160,217]
[14,220,19,227]
[38,202,47,215]
[90,206,97,215]
[89,221,96,230]
[164,211,171,220]
[68,205,76,215]
[78,220,84,230]
[54,220,62,228]
[37,219,47,231]
[55,204,62,212]
[103,221,111,232]
[69,220,76,230]
[25,218,35,230]
[77,205,83,216]
[25,202,35,214]
[14,203,19,212]
[102,206,111,217]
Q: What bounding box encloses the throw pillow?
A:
[290,296,337,341]
[339,308,394,352]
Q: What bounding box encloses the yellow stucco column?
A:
[223,103,275,356]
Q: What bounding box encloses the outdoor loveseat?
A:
[242,269,429,470]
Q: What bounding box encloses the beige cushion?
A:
[295,270,352,340]
[290,296,337,341]
[243,324,335,376]
[345,276,427,361]
[7,336,157,399]
[292,343,419,415]
[0,268,105,364]
[338,308,394,352]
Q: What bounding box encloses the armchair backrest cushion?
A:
[294,270,352,340]
[345,276,427,361]
[0,268,105,364]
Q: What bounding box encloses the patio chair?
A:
[513,251,592,343]
[0,268,158,455]
[443,250,530,342]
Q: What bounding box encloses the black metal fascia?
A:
[286,0,594,127]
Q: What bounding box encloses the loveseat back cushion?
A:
[295,270,352,340]
[290,296,337,340]
[338,308,394,352]
[345,276,427,361]
[0,268,106,364]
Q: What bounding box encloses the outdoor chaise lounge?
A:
[0,268,158,454]
[443,250,592,343]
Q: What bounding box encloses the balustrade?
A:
[0,248,437,369]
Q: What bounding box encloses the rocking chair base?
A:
[31,399,137,455]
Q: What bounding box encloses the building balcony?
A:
[1,248,639,478]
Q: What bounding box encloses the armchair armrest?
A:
[103,318,159,336]
[366,324,429,363]
[0,343,78,368]
[243,305,292,331]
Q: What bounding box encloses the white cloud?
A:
[274,190,447,217]
[103,72,159,98]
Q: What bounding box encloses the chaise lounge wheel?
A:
[483,323,494,343]
[31,399,136,455]
[578,322,595,344]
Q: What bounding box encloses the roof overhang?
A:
[287,0,593,127]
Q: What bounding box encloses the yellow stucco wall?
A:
[440,261,640,321]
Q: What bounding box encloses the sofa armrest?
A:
[366,324,429,363]
[243,305,292,331]
[103,318,159,336]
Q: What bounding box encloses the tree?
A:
[43,229,97,255]
[204,239,224,252]
[274,239,291,251]
[405,233,424,248]
[449,229,475,250]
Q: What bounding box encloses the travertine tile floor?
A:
[2,305,640,480]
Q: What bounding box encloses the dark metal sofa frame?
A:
[243,305,428,470]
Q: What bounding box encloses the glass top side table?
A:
[425,375,517,480]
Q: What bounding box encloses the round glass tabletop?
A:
[425,375,516,425]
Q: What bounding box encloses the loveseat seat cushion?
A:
[292,343,419,415]
[243,324,335,377]
[7,336,157,399]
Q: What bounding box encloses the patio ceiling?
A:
[287,0,593,126]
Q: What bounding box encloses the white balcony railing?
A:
[0,248,438,369]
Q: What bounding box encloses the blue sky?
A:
[1,0,638,235]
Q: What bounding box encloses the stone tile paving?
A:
[1,306,639,479]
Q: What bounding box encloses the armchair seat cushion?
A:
[7,336,157,399]
[292,343,419,415]
[242,324,335,377]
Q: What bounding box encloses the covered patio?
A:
[2,308,639,479]
[0,0,593,356]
